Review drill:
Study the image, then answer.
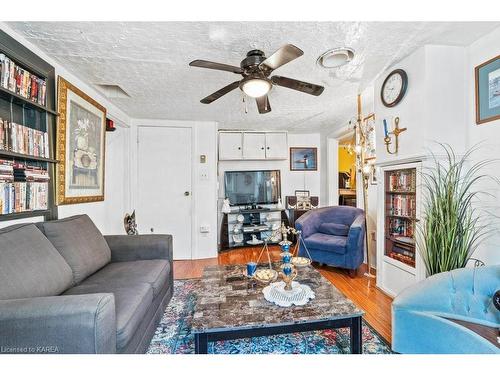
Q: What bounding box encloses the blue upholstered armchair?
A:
[392,265,500,354]
[295,206,366,273]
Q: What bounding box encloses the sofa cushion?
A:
[304,233,347,254]
[64,282,153,350]
[318,223,350,236]
[83,260,170,298]
[0,224,73,300]
[40,215,111,284]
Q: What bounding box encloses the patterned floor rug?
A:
[147,279,392,354]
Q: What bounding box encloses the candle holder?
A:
[383,117,407,155]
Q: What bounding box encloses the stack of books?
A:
[0,159,49,214]
[0,118,50,158]
[0,53,47,106]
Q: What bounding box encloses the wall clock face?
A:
[381,69,408,107]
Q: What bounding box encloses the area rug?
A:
[147,279,392,354]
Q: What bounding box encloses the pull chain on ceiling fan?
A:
[189,44,325,114]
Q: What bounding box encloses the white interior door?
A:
[137,126,192,260]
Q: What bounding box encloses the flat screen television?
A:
[224,170,281,206]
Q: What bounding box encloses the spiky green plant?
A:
[418,144,497,276]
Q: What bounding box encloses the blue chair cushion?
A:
[304,233,347,254]
[318,223,350,236]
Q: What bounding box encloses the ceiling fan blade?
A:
[271,75,324,96]
[189,59,243,74]
[260,44,304,71]
[255,95,271,114]
[200,81,240,104]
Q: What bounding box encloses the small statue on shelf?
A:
[124,210,138,235]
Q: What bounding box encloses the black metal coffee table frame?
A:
[194,315,362,354]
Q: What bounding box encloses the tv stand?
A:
[219,207,290,250]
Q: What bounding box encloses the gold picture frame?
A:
[56,76,106,205]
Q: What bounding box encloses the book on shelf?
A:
[0,158,49,214]
[388,170,415,192]
[0,118,49,158]
[388,194,416,217]
[0,53,47,106]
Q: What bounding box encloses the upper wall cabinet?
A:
[264,132,288,159]
[219,131,288,161]
[218,132,243,160]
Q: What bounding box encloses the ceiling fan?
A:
[189,44,325,114]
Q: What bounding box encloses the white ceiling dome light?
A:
[240,77,272,98]
[317,47,355,69]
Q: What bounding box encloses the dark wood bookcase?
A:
[0,30,57,222]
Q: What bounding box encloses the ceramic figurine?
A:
[222,198,231,213]
[276,197,283,209]
[124,210,139,235]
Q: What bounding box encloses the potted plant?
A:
[419,144,498,276]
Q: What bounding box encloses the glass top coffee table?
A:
[191,264,364,354]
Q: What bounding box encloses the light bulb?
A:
[241,78,271,98]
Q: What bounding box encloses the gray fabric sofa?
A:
[0,214,173,354]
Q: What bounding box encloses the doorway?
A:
[338,132,357,207]
[137,126,193,260]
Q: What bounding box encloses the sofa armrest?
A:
[295,211,320,238]
[104,234,173,262]
[0,294,116,354]
[346,213,366,253]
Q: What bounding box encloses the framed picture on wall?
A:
[290,147,318,171]
[56,76,107,204]
[475,54,500,125]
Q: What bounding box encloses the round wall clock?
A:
[381,69,408,107]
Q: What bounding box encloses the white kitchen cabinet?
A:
[265,132,288,159]
[218,131,288,160]
[219,132,243,160]
[243,133,266,159]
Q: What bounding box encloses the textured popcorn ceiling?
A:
[7,22,499,133]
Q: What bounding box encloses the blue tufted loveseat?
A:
[295,206,365,273]
[392,265,500,354]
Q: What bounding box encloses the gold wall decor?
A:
[56,76,107,205]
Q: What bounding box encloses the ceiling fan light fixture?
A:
[317,47,355,69]
[240,78,271,98]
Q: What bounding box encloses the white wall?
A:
[130,119,218,259]
[374,38,500,266]
[465,26,500,265]
[217,132,321,243]
[0,24,133,234]
[374,45,467,164]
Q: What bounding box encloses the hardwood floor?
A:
[173,246,393,344]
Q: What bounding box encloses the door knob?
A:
[184,191,190,196]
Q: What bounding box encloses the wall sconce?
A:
[383,117,406,154]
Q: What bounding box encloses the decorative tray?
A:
[262,281,315,307]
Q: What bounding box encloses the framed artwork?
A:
[290,147,318,171]
[56,76,106,204]
[475,54,500,124]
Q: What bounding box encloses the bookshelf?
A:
[376,160,426,297]
[384,167,417,268]
[0,30,57,222]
